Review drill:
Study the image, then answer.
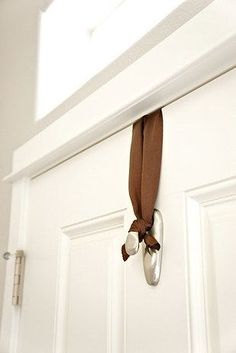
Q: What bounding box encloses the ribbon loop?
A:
[121,109,163,261]
[121,217,161,261]
[129,218,152,237]
[144,233,161,251]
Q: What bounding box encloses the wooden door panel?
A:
[188,181,236,353]
[205,196,236,353]
[2,69,236,353]
[55,213,125,353]
[16,128,131,353]
[185,179,236,353]
[126,193,189,353]
[160,69,236,195]
[125,69,236,353]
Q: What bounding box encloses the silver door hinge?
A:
[12,250,25,305]
[3,250,25,305]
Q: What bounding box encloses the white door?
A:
[1,69,236,353]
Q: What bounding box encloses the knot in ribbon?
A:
[121,218,161,261]
[129,218,152,241]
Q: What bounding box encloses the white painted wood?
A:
[1,5,236,353]
[185,178,236,353]
[123,70,236,353]
[1,128,131,353]
[185,195,208,353]
[4,0,236,183]
[2,68,236,353]
[0,178,30,353]
[53,210,126,353]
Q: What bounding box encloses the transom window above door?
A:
[36,0,184,120]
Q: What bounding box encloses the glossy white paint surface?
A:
[0,0,213,322]
[5,0,236,182]
[1,68,236,353]
[1,2,236,352]
[18,129,130,353]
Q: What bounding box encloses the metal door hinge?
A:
[3,250,25,305]
[12,250,25,305]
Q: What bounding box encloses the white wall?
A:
[0,0,47,324]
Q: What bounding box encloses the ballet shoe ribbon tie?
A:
[121,218,160,261]
[121,109,163,262]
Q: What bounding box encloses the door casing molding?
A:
[185,176,236,353]
[4,0,236,183]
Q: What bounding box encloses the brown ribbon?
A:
[121,109,163,261]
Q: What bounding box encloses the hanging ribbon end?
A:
[144,233,161,251]
[121,244,129,261]
[153,242,161,251]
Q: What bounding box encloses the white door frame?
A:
[5,1,236,183]
[1,1,236,352]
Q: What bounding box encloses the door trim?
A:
[4,1,236,183]
[185,176,236,352]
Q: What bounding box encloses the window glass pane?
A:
[37,0,183,119]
